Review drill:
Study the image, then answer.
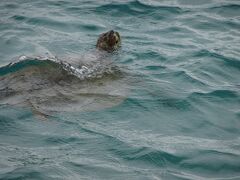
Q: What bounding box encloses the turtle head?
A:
[96,30,121,52]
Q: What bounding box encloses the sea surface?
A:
[0,0,240,179]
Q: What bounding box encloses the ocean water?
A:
[0,0,240,179]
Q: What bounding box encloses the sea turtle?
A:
[96,30,121,52]
[0,30,127,118]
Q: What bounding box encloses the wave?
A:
[10,15,104,33]
[0,55,120,80]
[95,0,183,18]
[189,89,239,99]
[74,120,240,178]
[209,4,240,11]
[192,49,240,70]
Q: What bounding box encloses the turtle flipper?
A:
[26,100,52,120]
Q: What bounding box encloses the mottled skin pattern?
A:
[96,30,121,52]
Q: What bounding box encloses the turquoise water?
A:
[1,0,240,179]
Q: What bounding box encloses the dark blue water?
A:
[0,0,240,179]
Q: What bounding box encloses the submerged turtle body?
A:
[96,30,121,52]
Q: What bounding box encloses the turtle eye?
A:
[115,40,118,44]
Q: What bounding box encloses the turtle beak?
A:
[109,30,114,36]
[107,30,117,47]
[108,30,115,40]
